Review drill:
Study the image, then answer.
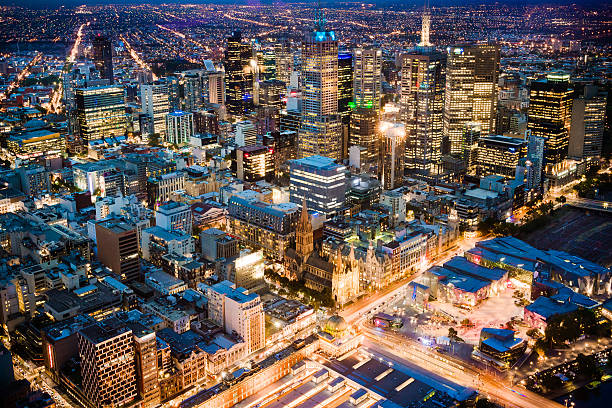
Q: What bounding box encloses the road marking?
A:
[375,368,393,381]
[353,357,371,369]
[395,378,414,391]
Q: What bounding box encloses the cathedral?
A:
[284,200,360,306]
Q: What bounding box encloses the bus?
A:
[372,313,403,329]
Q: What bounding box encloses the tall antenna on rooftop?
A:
[315,0,326,31]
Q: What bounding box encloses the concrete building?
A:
[141,80,170,138]
[234,145,274,182]
[166,111,194,145]
[75,86,126,142]
[353,47,382,109]
[78,319,137,408]
[569,85,607,161]
[235,120,257,147]
[289,155,346,217]
[95,218,141,282]
[155,201,192,234]
[204,280,265,355]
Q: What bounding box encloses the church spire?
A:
[296,198,313,259]
[419,1,432,47]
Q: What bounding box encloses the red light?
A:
[244,153,249,158]
[268,148,274,154]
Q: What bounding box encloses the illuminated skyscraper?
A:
[419,4,432,47]
[274,37,293,84]
[380,122,406,190]
[299,10,342,160]
[353,47,382,109]
[401,49,445,175]
[527,72,574,165]
[338,52,353,159]
[349,107,379,166]
[93,35,113,84]
[165,111,194,145]
[140,80,169,138]
[569,85,606,161]
[75,85,126,142]
[225,31,254,116]
[443,44,500,155]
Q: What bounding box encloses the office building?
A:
[258,79,285,110]
[569,85,607,160]
[349,107,379,166]
[299,15,343,160]
[353,47,382,109]
[274,37,293,84]
[234,145,274,182]
[443,44,500,155]
[528,72,574,164]
[235,120,257,147]
[7,129,66,161]
[289,155,347,217]
[206,71,225,105]
[155,201,193,234]
[476,135,527,178]
[92,35,113,84]
[225,31,254,116]
[165,111,194,145]
[338,52,353,121]
[147,171,185,207]
[95,218,141,282]
[182,71,203,112]
[76,86,126,142]
[200,228,239,262]
[17,165,51,196]
[401,49,445,175]
[78,319,137,407]
[205,280,265,355]
[228,194,299,260]
[263,130,298,177]
[141,81,170,137]
[380,122,406,190]
[463,122,481,175]
[131,323,160,408]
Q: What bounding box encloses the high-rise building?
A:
[205,280,265,355]
[527,72,573,165]
[235,120,257,147]
[234,145,275,182]
[165,111,194,145]
[349,107,379,166]
[131,324,160,408]
[524,129,545,190]
[380,122,406,190]
[401,49,445,175]
[263,130,298,178]
[92,35,113,84]
[206,71,226,105]
[338,52,354,157]
[463,122,481,175]
[75,85,126,142]
[225,31,254,116]
[78,319,137,408]
[289,155,346,216]
[353,47,382,109]
[568,85,606,161]
[141,81,169,137]
[95,218,141,282]
[299,13,343,160]
[275,37,293,84]
[419,5,432,47]
[182,71,203,112]
[443,44,500,155]
[476,135,528,178]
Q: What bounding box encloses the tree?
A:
[148,133,161,147]
[576,353,599,379]
[448,327,458,339]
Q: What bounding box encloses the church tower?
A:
[296,198,313,259]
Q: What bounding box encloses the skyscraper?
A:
[353,47,382,109]
[165,111,194,145]
[225,31,254,116]
[569,85,606,161]
[380,122,406,190]
[443,44,500,155]
[299,11,343,160]
[274,36,293,84]
[141,80,169,138]
[528,72,574,165]
[349,107,379,166]
[401,49,445,175]
[338,52,354,159]
[93,35,113,84]
[75,85,126,142]
[182,71,203,112]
